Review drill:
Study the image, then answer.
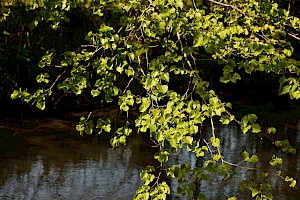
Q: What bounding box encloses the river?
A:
[0,115,299,199]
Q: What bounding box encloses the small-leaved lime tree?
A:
[9,0,300,199]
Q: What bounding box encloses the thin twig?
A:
[177,32,184,53]
[140,66,146,76]
[223,160,257,170]
[145,52,149,69]
[207,0,243,13]
[183,80,191,98]
[186,84,196,100]
[117,26,124,34]
[44,70,66,93]
[192,0,197,10]
[177,32,194,71]
[225,110,240,125]
[255,32,269,42]
[211,117,223,163]
[80,44,99,48]
[86,111,93,120]
[123,78,134,94]
[150,137,160,147]
[287,32,300,41]
[151,163,163,189]
[190,54,197,67]
[203,138,214,157]
[148,44,159,48]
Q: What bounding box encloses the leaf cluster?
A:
[7,0,300,199]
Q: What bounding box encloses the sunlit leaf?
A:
[211,137,220,147]
[289,180,296,188]
[252,188,260,197]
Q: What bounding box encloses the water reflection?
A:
[169,123,300,200]
[2,155,139,199]
[0,119,299,199]
[0,132,156,200]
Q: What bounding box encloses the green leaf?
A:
[11,90,20,99]
[259,55,269,63]
[241,125,251,134]
[292,91,300,99]
[275,139,296,154]
[139,98,151,112]
[140,166,155,185]
[267,127,276,134]
[279,76,287,86]
[183,136,193,145]
[154,151,170,163]
[177,187,185,195]
[189,182,196,191]
[285,176,293,182]
[116,66,123,73]
[91,89,100,97]
[252,124,261,133]
[247,114,258,123]
[125,67,135,76]
[283,49,292,57]
[220,118,230,125]
[213,154,221,161]
[269,155,282,166]
[227,197,237,200]
[242,117,249,126]
[252,188,260,197]
[242,151,249,159]
[121,105,129,111]
[93,9,103,17]
[85,126,93,135]
[225,102,232,109]
[211,137,220,147]
[128,52,135,61]
[119,135,126,144]
[105,94,113,103]
[279,85,291,95]
[197,194,207,200]
[36,101,45,110]
[289,180,296,188]
[248,155,259,163]
[112,86,119,96]
[161,73,170,82]
[124,127,132,136]
[102,124,111,132]
[176,0,184,8]
[161,85,168,94]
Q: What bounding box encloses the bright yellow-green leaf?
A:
[161,85,168,94]
[211,137,220,147]
[228,197,237,200]
[252,188,260,197]
[289,180,296,188]
[267,127,276,134]
[213,154,221,161]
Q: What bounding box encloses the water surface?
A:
[0,117,299,199]
[0,126,157,200]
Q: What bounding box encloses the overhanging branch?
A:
[207,0,243,13]
[287,32,300,41]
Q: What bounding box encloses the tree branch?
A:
[287,32,300,41]
[211,117,223,163]
[45,70,66,93]
[207,0,243,13]
[123,78,134,94]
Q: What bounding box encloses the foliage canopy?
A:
[3,0,300,199]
